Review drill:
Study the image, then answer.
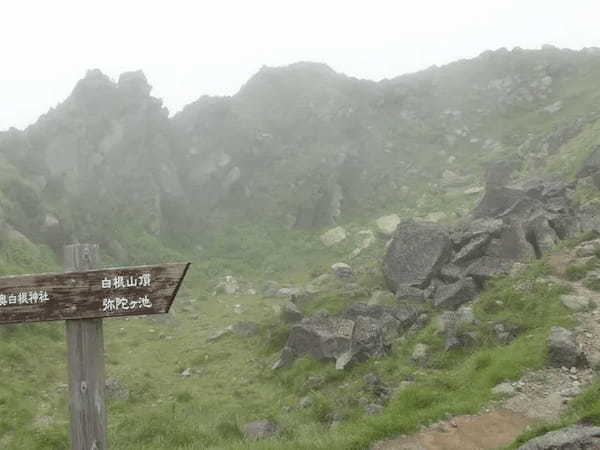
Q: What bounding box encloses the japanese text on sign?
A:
[0,291,50,307]
[102,295,153,312]
[101,273,151,289]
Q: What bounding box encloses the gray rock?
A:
[494,322,520,344]
[575,239,600,257]
[263,280,281,297]
[320,226,347,247]
[440,264,463,283]
[527,214,559,256]
[439,307,477,351]
[492,382,515,396]
[395,284,426,302]
[280,302,304,323]
[298,396,313,409]
[471,185,527,219]
[450,218,504,248]
[363,373,381,386]
[485,222,536,262]
[365,403,384,415]
[241,420,279,441]
[517,425,600,450]
[433,277,478,310]
[452,234,491,266]
[560,295,592,311]
[231,321,260,337]
[331,262,353,279]
[465,256,513,287]
[412,343,430,366]
[273,315,355,369]
[548,327,587,368]
[383,220,452,291]
[213,275,239,295]
[375,214,401,236]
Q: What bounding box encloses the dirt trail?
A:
[372,409,535,450]
[372,248,600,450]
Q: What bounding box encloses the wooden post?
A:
[64,244,106,450]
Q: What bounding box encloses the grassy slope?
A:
[0,218,583,449]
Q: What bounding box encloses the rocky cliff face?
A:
[0,69,187,249]
[2,47,600,251]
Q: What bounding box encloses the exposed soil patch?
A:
[371,409,535,450]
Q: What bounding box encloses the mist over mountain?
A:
[2,46,600,257]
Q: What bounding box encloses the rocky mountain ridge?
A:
[2,46,600,259]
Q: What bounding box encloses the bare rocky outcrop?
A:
[517,425,600,450]
[383,170,581,312]
[273,302,423,370]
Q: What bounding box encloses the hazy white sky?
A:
[1,0,598,130]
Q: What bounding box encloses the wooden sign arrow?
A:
[0,262,190,324]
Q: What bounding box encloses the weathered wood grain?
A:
[65,244,106,450]
[0,261,190,324]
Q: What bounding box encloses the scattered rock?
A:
[433,277,478,310]
[241,420,279,441]
[365,403,384,415]
[331,262,353,279]
[560,295,592,311]
[213,275,239,295]
[263,280,281,297]
[412,343,430,366]
[364,372,381,386]
[280,302,304,324]
[376,214,401,236]
[494,322,520,344]
[395,284,426,302]
[320,226,347,247]
[298,396,313,409]
[575,239,600,257]
[548,327,587,368]
[492,382,516,396]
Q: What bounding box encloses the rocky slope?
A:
[3,46,600,258]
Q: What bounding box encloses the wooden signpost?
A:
[0,244,190,450]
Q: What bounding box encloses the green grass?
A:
[0,244,578,449]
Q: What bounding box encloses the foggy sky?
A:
[2,0,599,131]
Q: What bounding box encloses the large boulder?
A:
[471,185,526,219]
[485,222,536,262]
[274,302,423,370]
[518,425,600,450]
[273,314,355,369]
[383,220,452,291]
[548,327,587,368]
[433,277,478,310]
